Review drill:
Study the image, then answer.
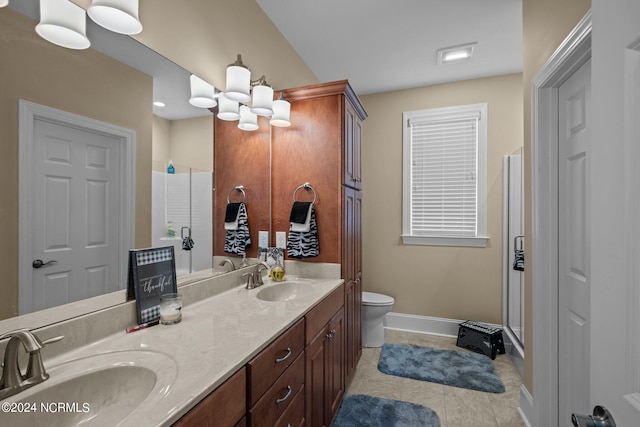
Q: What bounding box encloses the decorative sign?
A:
[127,246,177,324]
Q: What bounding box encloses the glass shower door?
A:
[152,161,212,276]
[503,154,525,357]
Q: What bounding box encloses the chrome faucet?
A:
[0,329,63,400]
[243,272,255,289]
[254,262,270,287]
[218,258,236,271]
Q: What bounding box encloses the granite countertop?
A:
[39,276,343,426]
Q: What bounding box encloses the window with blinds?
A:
[402,103,488,247]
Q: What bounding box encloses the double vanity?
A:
[0,265,348,426]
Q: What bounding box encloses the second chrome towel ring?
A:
[293,182,317,203]
[227,185,246,203]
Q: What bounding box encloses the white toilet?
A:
[361,291,395,347]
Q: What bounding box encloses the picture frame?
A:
[127,246,177,324]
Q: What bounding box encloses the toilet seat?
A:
[362,291,394,306]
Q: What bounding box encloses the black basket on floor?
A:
[456,321,505,360]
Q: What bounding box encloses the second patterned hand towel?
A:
[224,202,251,255]
[287,202,319,258]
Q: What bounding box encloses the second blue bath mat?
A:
[333,394,440,427]
[378,343,505,393]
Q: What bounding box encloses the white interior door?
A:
[557,58,591,426]
[30,119,121,310]
[19,100,135,315]
[587,1,640,425]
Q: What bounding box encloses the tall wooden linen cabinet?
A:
[214,80,366,427]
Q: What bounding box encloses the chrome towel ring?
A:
[227,185,246,203]
[293,182,317,203]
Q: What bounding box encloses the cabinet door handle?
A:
[276,385,292,404]
[330,329,336,336]
[275,347,292,363]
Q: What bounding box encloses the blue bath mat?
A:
[333,394,440,427]
[378,343,505,393]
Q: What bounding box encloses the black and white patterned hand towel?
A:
[287,204,319,258]
[224,202,251,255]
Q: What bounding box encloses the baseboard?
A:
[518,384,534,427]
[384,312,503,338]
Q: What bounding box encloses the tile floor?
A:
[346,329,527,427]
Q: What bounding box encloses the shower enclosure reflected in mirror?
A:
[152,162,212,276]
[503,152,525,377]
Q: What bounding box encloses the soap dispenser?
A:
[167,160,175,174]
[270,249,285,282]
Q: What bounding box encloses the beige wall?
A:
[153,116,172,172]
[152,115,214,173]
[0,9,153,319]
[360,73,523,325]
[72,0,319,94]
[522,0,591,394]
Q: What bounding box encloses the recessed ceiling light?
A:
[153,101,166,107]
[437,43,477,65]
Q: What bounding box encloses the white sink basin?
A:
[2,350,177,427]
[256,281,313,302]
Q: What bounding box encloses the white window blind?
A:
[402,104,488,247]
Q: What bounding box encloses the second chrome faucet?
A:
[243,262,271,289]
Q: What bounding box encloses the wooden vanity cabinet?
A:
[274,80,366,391]
[247,318,305,427]
[305,284,345,427]
[343,186,363,384]
[175,284,346,427]
[173,367,246,427]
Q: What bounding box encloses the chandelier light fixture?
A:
[34,0,143,49]
[87,0,143,35]
[250,76,274,116]
[225,55,252,103]
[188,74,217,108]
[217,92,240,121]
[35,0,91,50]
[270,92,291,127]
[238,105,259,131]
[220,54,292,131]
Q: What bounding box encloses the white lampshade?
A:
[217,93,240,121]
[189,75,217,109]
[238,106,258,131]
[250,84,274,116]
[270,96,291,127]
[88,0,142,35]
[225,55,251,103]
[0,0,9,8]
[36,0,90,50]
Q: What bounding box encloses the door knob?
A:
[572,406,617,427]
[32,259,57,269]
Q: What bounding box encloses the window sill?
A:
[401,235,489,248]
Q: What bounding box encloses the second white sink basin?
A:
[3,350,177,427]
[256,281,313,302]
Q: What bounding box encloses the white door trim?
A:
[529,11,591,427]
[621,34,640,412]
[18,100,136,314]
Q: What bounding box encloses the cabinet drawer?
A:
[248,318,305,406]
[305,284,344,344]
[273,385,304,427]
[173,367,246,427]
[249,353,305,427]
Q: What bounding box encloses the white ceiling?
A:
[256,0,523,95]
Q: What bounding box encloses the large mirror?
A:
[0,1,265,322]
